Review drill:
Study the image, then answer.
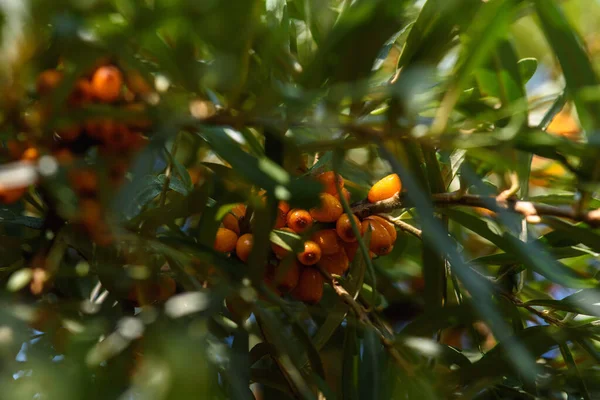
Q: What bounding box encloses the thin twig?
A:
[379,214,422,239]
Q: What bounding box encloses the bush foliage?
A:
[2,0,600,399]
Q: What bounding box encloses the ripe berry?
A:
[297,240,322,266]
[0,186,27,204]
[79,199,103,231]
[334,187,351,204]
[310,193,343,222]
[56,124,82,142]
[278,201,290,214]
[318,248,349,276]
[361,220,394,256]
[275,207,287,229]
[68,79,93,106]
[271,260,301,293]
[235,233,253,262]
[69,169,98,197]
[36,70,63,96]
[316,171,344,195]
[336,213,362,243]
[292,268,324,305]
[222,213,240,235]
[231,204,247,219]
[287,209,313,233]
[21,147,40,161]
[311,230,341,255]
[91,65,123,102]
[368,173,401,203]
[102,124,132,151]
[214,228,238,253]
[342,241,359,261]
[365,215,397,242]
[271,227,295,259]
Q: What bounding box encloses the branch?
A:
[351,192,600,227]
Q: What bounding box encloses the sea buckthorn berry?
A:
[214,228,238,253]
[342,241,359,262]
[271,227,295,259]
[235,233,253,262]
[292,268,324,305]
[53,148,74,165]
[334,187,351,204]
[56,124,82,142]
[318,248,349,276]
[272,260,301,293]
[21,147,40,161]
[69,169,98,197]
[0,186,27,204]
[287,209,313,233]
[336,213,362,243]
[311,230,341,255]
[310,193,343,222]
[223,213,240,235]
[297,240,322,266]
[79,199,103,230]
[36,70,63,96]
[102,124,132,151]
[368,173,401,203]
[278,201,290,215]
[68,79,93,106]
[316,171,344,195]
[275,207,287,229]
[125,71,153,95]
[91,65,123,102]
[361,220,393,256]
[231,204,247,219]
[365,215,397,242]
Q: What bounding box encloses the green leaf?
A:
[517,58,538,84]
[0,209,44,230]
[542,217,600,253]
[269,229,302,253]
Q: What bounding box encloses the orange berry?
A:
[271,260,301,293]
[271,227,295,259]
[318,249,349,276]
[108,159,129,186]
[56,124,82,142]
[336,213,362,243]
[214,228,238,253]
[334,187,351,204]
[274,207,287,229]
[286,209,313,233]
[68,78,93,106]
[278,201,290,214]
[316,171,344,195]
[79,199,103,230]
[311,230,341,255]
[53,148,74,165]
[69,168,98,197]
[361,220,393,256]
[21,147,40,161]
[125,71,153,95]
[292,268,324,305]
[365,215,397,243]
[102,124,132,151]
[0,186,27,204]
[36,70,63,96]
[223,213,240,235]
[368,173,401,203]
[231,204,247,219]
[297,240,322,266]
[91,65,123,102]
[235,233,253,262]
[342,241,359,262]
[310,193,343,222]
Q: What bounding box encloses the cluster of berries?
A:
[212,172,402,305]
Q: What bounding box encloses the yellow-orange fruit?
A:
[91,66,123,102]
[316,171,344,195]
[231,204,247,219]
[297,241,322,266]
[287,209,313,233]
[336,213,362,243]
[69,169,98,197]
[271,227,294,259]
[365,215,397,242]
[361,220,394,256]
[271,260,301,293]
[342,241,359,262]
[334,187,351,204]
[56,124,82,142]
[279,201,290,214]
[310,193,343,222]
[36,70,63,95]
[235,233,253,262]
[368,173,401,203]
[0,186,27,204]
[223,213,240,235]
[21,147,40,161]
[318,248,349,276]
[292,268,324,305]
[214,228,238,253]
[311,230,341,255]
[275,207,287,229]
[68,78,93,106]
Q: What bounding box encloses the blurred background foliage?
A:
[1,0,600,399]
